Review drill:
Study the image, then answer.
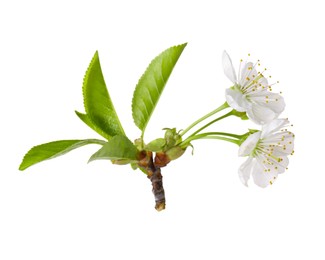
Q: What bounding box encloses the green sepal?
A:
[163,128,182,150]
[88,135,138,163]
[132,43,187,134]
[166,146,186,161]
[231,110,249,120]
[19,139,106,171]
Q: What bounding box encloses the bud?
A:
[154,152,170,167]
[166,146,185,161]
[134,138,144,150]
[163,128,182,149]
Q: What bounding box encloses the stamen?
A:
[238,59,243,82]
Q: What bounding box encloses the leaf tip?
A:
[87,153,97,164]
[18,150,33,171]
[18,164,25,171]
[131,42,188,133]
[174,42,187,52]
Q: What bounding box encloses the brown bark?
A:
[138,151,166,211]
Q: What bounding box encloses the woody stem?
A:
[138,151,166,211]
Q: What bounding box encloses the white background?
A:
[0,0,324,259]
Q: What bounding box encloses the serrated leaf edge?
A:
[131,43,187,133]
[81,51,125,137]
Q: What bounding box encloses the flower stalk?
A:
[180,102,229,137]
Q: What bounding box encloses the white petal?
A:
[250,92,285,115]
[246,104,277,125]
[261,118,289,138]
[257,152,289,174]
[225,88,248,112]
[238,132,261,156]
[256,76,269,91]
[222,51,237,83]
[251,159,278,188]
[239,62,256,87]
[275,156,289,173]
[238,157,254,187]
[266,93,285,114]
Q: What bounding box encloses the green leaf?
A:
[82,51,125,139]
[132,43,187,134]
[75,111,111,140]
[19,139,106,171]
[89,135,138,162]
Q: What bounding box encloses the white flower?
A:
[238,118,294,188]
[222,51,285,125]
